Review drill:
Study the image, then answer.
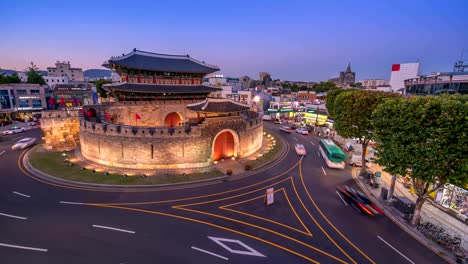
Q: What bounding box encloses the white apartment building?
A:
[360,79,387,88]
[44,76,69,87]
[47,61,84,82]
[389,63,420,93]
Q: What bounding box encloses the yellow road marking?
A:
[220,188,313,237]
[299,160,376,264]
[86,203,321,264]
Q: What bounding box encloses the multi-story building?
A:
[389,62,420,93]
[405,71,468,95]
[47,61,84,82]
[0,83,47,113]
[360,79,387,88]
[259,72,272,86]
[54,83,95,106]
[44,76,69,88]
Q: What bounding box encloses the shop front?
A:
[434,184,468,218]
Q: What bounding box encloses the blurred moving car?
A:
[336,185,384,216]
[11,137,37,150]
[274,119,282,124]
[349,154,362,167]
[296,127,309,135]
[2,126,25,135]
[295,144,307,156]
[280,126,293,133]
[28,121,37,126]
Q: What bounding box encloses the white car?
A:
[2,126,25,135]
[296,128,309,135]
[295,144,307,156]
[11,137,36,150]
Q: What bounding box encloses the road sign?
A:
[265,188,274,205]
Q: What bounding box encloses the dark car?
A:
[336,185,384,216]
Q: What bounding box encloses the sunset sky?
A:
[1,0,467,81]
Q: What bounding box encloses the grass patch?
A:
[246,131,284,169]
[28,146,224,185]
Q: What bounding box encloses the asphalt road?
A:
[0,126,447,264]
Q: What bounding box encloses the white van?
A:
[349,154,362,167]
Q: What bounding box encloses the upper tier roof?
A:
[104,49,220,74]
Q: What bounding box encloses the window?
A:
[30,90,40,95]
[32,99,42,108]
[61,70,63,73]
[16,89,27,95]
[52,79,55,82]
[0,95,11,109]
[18,99,29,108]
[62,80,65,82]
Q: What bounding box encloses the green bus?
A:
[318,139,346,169]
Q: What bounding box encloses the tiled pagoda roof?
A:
[103,49,220,74]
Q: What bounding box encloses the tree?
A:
[0,73,21,84]
[333,90,400,175]
[313,81,338,92]
[372,95,468,225]
[325,88,352,119]
[350,82,362,88]
[26,62,45,85]
[93,79,111,98]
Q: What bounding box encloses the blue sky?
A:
[1,0,467,81]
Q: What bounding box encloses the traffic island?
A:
[27,145,224,186]
[239,130,283,170]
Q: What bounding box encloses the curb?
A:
[351,168,456,264]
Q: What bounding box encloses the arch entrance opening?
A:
[213,131,235,161]
[164,112,182,127]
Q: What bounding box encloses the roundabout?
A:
[0,124,448,263]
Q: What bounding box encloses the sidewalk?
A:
[353,164,467,263]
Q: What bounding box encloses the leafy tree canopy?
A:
[26,62,45,85]
[325,88,353,119]
[0,73,21,84]
[92,79,111,98]
[372,94,468,224]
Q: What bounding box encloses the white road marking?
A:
[0,242,47,252]
[292,137,298,141]
[11,136,23,141]
[377,236,415,264]
[0,150,5,156]
[310,142,315,146]
[335,191,348,206]
[208,236,266,257]
[12,191,30,198]
[0,212,28,220]
[92,225,135,234]
[191,246,228,261]
[321,166,327,176]
[59,201,84,205]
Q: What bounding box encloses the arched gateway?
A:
[164,112,182,127]
[212,130,239,160]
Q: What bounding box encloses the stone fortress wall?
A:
[41,110,80,151]
[79,102,263,169]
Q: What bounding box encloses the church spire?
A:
[346,62,352,72]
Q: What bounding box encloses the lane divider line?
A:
[92,224,136,234]
[0,242,47,252]
[12,191,30,198]
[335,191,348,206]
[321,167,327,176]
[310,142,315,146]
[191,246,228,261]
[0,212,28,220]
[0,150,5,156]
[60,201,84,205]
[377,236,415,264]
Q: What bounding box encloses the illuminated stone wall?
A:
[102,100,201,127]
[79,115,263,169]
[41,110,80,151]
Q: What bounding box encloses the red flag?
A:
[80,108,85,114]
[60,97,65,106]
[105,112,110,120]
[48,97,55,106]
[87,110,91,118]
[135,113,141,120]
